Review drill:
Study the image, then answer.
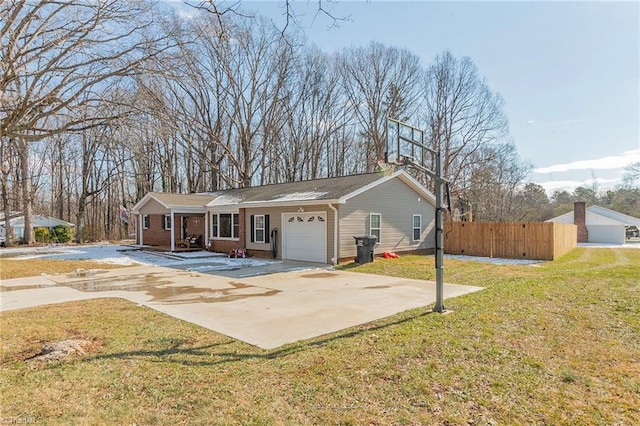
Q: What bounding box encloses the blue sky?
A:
[178,1,640,194]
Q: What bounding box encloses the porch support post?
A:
[204,211,209,249]
[170,210,175,252]
[139,214,143,246]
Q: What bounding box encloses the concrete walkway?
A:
[0,266,483,349]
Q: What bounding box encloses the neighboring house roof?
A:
[0,215,74,228]
[132,170,436,212]
[586,205,640,226]
[0,211,22,222]
[546,205,640,226]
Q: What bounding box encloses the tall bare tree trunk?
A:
[16,138,33,244]
[0,138,13,246]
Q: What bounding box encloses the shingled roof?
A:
[206,173,386,207]
[133,170,434,212]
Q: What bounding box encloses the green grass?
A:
[1,248,639,425]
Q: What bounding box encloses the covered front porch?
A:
[136,211,208,252]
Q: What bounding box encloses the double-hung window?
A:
[211,213,240,239]
[249,214,270,244]
[143,215,150,229]
[412,214,422,241]
[370,213,381,242]
[163,214,172,230]
[254,215,265,243]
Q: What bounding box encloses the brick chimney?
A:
[574,201,588,243]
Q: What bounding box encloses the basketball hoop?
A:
[385,116,448,313]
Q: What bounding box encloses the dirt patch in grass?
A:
[0,258,133,280]
[26,338,103,364]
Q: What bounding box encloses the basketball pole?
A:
[434,146,445,313]
[402,152,447,313]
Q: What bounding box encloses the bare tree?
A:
[458,142,530,221]
[424,51,510,197]
[211,17,295,187]
[191,0,349,36]
[626,161,640,180]
[339,42,423,170]
[1,0,175,243]
[0,137,16,245]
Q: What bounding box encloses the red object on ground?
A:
[383,251,399,259]
[229,248,246,258]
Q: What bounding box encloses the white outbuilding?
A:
[546,202,640,245]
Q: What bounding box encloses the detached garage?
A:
[546,202,640,245]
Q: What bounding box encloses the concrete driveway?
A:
[0,265,483,349]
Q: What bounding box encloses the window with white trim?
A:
[254,214,265,243]
[370,213,381,242]
[210,213,240,239]
[412,214,422,241]
[211,214,217,237]
[143,215,150,229]
[164,214,172,230]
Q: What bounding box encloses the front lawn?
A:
[1,248,638,424]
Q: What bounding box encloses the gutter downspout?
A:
[328,203,338,265]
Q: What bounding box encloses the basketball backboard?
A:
[385,117,429,167]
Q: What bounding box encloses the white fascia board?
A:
[166,206,207,213]
[207,206,241,213]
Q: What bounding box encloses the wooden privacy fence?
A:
[444,222,577,260]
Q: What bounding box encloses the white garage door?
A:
[283,212,327,263]
[587,225,626,244]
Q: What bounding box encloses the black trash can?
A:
[354,235,377,264]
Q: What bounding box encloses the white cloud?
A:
[533,149,640,173]
[536,177,622,194]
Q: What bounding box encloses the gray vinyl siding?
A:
[244,204,336,262]
[139,198,169,215]
[339,178,435,258]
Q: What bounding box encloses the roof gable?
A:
[131,192,216,213]
[338,169,436,205]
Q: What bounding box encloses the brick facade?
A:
[139,213,206,248]
[141,214,171,246]
[207,210,246,255]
